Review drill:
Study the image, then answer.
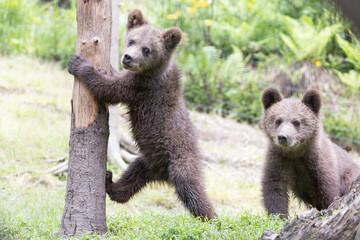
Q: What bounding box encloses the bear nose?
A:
[278,134,288,144]
[123,54,132,63]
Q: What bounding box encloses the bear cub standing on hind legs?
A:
[68,9,216,220]
[261,88,360,219]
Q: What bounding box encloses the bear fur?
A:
[67,9,216,220]
[260,87,360,219]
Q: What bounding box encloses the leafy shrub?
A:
[0,0,76,66]
[1,0,360,147]
[279,15,342,63]
[334,33,360,95]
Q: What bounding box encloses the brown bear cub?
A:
[67,9,216,220]
[261,88,360,219]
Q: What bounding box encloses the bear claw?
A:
[97,68,107,76]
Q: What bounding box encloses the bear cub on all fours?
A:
[261,87,360,219]
[68,9,216,220]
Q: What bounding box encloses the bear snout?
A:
[123,54,132,64]
[121,54,135,70]
[277,134,288,145]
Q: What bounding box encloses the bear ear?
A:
[302,89,322,115]
[162,27,182,52]
[127,9,148,31]
[262,88,283,109]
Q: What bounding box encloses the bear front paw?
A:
[68,55,92,77]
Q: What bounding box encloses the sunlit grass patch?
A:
[105,211,285,240]
[0,56,71,171]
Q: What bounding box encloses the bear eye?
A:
[142,47,150,56]
[293,120,301,127]
[128,39,135,46]
[275,119,282,126]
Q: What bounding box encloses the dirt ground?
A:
[118,109,267,180]
[191,111,266,182]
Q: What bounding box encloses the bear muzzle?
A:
[121,54,138,71]
[277,134,288,146]
[275,134,299,148]
[122,54,132,65]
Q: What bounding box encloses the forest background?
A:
[1,0,360,239]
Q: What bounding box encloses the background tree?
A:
[335,0,360,28]
[57,0,111,237]
[107,0,138,170]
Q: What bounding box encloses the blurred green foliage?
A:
[279,15,341,63]
[0,0,359,148]
[0,0,76,66]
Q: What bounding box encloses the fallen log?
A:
[260,175,360,240]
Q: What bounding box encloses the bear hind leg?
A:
[171,170,217,221]
[106,157,151,203]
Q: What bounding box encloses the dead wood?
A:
[260,175,360,240]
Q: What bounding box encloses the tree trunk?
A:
[260,176,360,240]
[335,0,360,28]
[110,0,119,69]
[58,0,112,237]
[107,0,138,169]
[107,0,128,169]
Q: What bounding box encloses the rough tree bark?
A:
[260,176,360,240]
[58,0,112,237]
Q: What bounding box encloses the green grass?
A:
[0,55,284,239]
[0,200,284,240]
[0,180,284,239]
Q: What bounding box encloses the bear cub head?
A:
[121,9,182,74]
[261,88,322,149]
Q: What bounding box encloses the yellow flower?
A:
[167,14,176,20]
[195,0,210,7]
[204,20,212,27]
[248,3,253,9]
[315,61,322,67]
[187,7,196,13]
[167,12,181,20]
[32,17,40,23]
[188,0,197,4]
